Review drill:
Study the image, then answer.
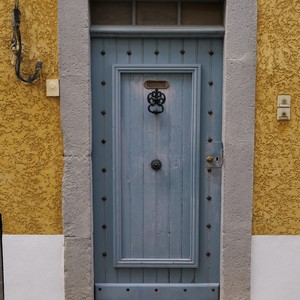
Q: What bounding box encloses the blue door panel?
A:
[92,38,223,298]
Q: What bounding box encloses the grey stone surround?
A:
[58,1,257,299]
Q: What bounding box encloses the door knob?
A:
[151,159,162,171]
[206,156,214,163]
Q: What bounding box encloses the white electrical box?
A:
[46,79,60,97]
[277,95,291,108]
[277,95,291,121]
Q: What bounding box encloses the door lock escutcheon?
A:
[205,142,223,168]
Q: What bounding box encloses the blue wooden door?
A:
[92,38,223,300]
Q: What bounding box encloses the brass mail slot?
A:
[144,80,169,89]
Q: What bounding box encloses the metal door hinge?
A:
[205,142,223,168]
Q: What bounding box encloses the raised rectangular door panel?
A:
[113,65,201,268]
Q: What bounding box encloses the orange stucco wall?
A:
[253,0,300,234]
[0,0,63,234]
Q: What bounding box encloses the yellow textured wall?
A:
[253,0,300,234]
[0,0,63,234]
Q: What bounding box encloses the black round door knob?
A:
[151,159,162,171]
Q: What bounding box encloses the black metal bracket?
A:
[147,89,166,114]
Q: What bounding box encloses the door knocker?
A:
[147,89,166,114]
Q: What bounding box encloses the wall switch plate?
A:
[46,79,60,97]
[277,107,290,121]
[277,95,291,107]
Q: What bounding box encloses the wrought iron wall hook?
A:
[147,88,166,114]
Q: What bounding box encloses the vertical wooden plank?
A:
[207,38,223,283]
[155,73,171,259]
[195,39,213,283]
[119,73,132,260]
[183,39,198,64]
[181,73,194,276]
[170,39,183,64]
[128,73,146,264]
[154,73,171,286]
[210,39,223,143]
[103,38,118,283]
[169,39,183,283]
[117,39,130,64]
[128,39,144,284]
[169,73,184,283]
[155,39,171,283]
[181,39,198,284]
[143,39,158,64]
[129,39,143,64]
[115,39,132,284]
[92,38,108,283]
[142,73,158,284]
[142,39,158,283]
[157,39,170,64]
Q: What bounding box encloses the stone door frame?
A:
[58,1,257,299]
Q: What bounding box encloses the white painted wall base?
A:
[3,234,299,300]
[2,235,64,300]
[251,235,300,300]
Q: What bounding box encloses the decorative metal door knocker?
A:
[147,89,166,114]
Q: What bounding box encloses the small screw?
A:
[101,110,106,115]
[126,288,130,292]
[209,50,214,56]
[154,289,158,292]
[101,80,106,86]
[98,288,102,291]
[207,168,212,173]
[206,224,212,228]
[102,168,107,173]
[212,289,215,292]
[101,50,106,55]
[154,50,159,55]
[102,224,107,229]
[206,251,211,257]
[102,252,107,257]
[101,139,106,144]
[208,110,213,115]
[127,50,132,55]
[207,196,212,201]
[102,196,107,201]
[208,137,213,143]
[183,289,187,292]
[180,49,185,55]
[208,81,213,86]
